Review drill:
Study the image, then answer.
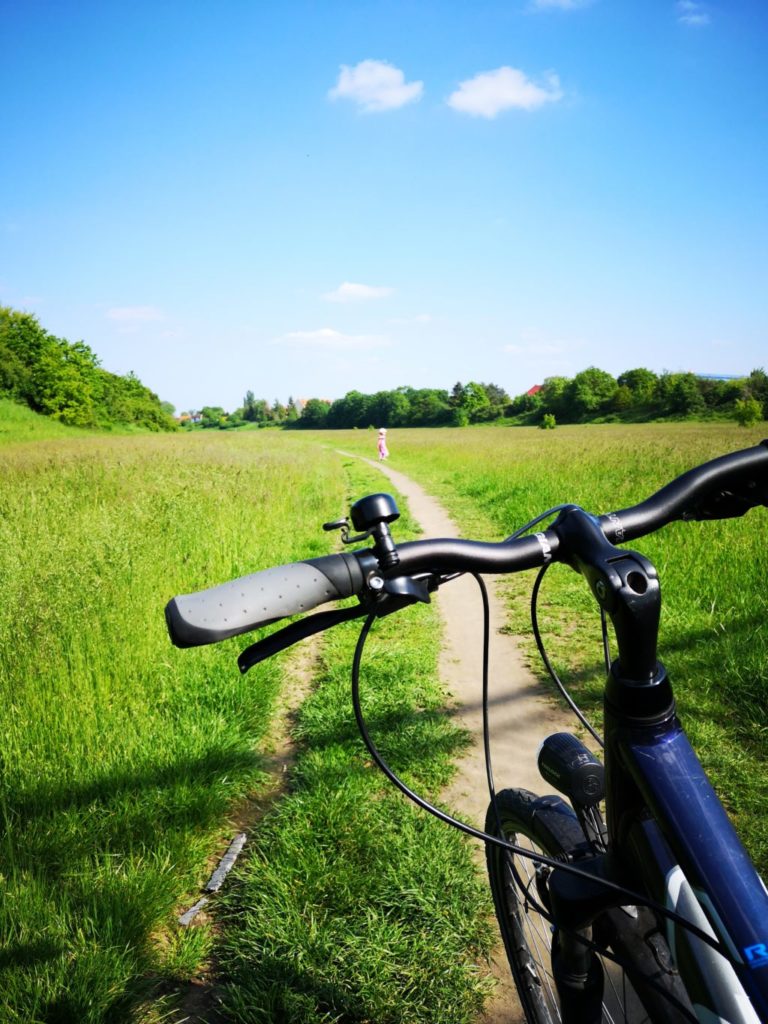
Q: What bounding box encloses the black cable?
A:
[504,503,579,542]
[600,606,612,675]
[350,610,732,961]
[530,562,603,748]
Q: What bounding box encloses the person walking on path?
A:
[377,428,389,461]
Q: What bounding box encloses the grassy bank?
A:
[0,397,91,443]
[329,422,768,873]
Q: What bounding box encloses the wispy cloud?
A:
[328,60,424,112]
[106,306,165,322]
[322,281,394,303]
[676,0,711,26]
[274,328,390,351]
[447,67,563,118]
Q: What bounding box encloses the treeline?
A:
[297,382,509,429]
[0,307,177,431]
[288,368,767,430]
[183,383,510,431]
[182,392,301,429]
[510,367,767,425]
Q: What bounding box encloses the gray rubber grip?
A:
[165,553,363,648]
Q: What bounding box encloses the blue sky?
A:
[1,1,766,413]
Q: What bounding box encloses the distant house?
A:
[525,384,543,397]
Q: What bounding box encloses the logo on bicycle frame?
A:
[744,944,768,969]
[534,532,552,563]
[607,512,625,542]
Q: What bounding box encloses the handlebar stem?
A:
[553,507,666,695]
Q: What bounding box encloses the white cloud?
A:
[323,281,394,303]
[447,67,563,118]
[274,328,390,351]
[328,60,424,112]
[106,306,165,322]
[676,1,711,25]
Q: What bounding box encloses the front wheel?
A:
[485,788,657,1023]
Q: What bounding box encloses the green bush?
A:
[734,397,762,427]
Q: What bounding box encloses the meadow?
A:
[0,418,489,1023]
[1,412,766,1023]
[334,421,768,870]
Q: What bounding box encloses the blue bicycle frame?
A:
[606,704,768,1022]
[555,503,768,1022]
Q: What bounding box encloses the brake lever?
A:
[237,572,447,675]
[238,605,366,673]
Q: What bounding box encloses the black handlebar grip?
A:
[165,553,365,648]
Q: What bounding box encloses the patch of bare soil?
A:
[351,454,576,1024]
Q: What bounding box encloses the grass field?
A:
[2,413,766,1022]
[0,428,349,1021]
[0,420,491,1023]
[330,421,768,872]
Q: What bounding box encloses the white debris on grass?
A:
[178,832,247,926]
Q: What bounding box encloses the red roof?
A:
[525,384,543,396]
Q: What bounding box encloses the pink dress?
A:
[377,436,389,460]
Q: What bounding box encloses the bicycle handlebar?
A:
[165,440,768,649]
[166,553,364,648]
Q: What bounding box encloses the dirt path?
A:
[348,454,576,1023]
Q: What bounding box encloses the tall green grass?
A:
[5,420,765,1022]
[211,455,493,1024]
[0,397,90,443]
[1,430,495,1024]
[330,422,768,871]
[0,431,347,1022]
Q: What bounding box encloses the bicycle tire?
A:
[485,788,659,1024]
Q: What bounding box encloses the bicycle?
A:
[166,440,768,1023]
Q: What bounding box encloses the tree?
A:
[327,390,371,429]
[201,406,227,428]
[0,306,176,431]
[746,368,768,418]
[479,382,510,419]
[539,377,570,419]
[617,368,657,405]
[242,390,258,422]
[462,381,492,422]
[734,397,762,427]
[665,373,705,416]
[405,388,452,426]
[565,367,618,420]
[299,398,330,428]
[612,385,633,412]
[369,389,411,428]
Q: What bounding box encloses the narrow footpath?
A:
[348,454,576,1024]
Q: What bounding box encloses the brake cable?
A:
[350,600,732,962]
